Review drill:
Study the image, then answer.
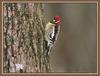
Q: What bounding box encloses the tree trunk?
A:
[3,3,51,73]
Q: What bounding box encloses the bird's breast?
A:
[45,22,54,32]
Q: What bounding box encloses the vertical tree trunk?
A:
[3,3,51,73]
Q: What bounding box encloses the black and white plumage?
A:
[44,16,61,57]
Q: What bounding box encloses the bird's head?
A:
[53,15,61,26]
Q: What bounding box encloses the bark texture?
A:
[3,3,50,73]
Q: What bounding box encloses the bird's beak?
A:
[53,20,55,22]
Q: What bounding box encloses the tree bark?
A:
[3,3,51,73]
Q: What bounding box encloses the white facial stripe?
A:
[55,20,61,23]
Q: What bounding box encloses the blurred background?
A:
[44,3,97,73]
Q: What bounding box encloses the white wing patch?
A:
[51,26,55,38]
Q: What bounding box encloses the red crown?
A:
[54,16,61,26]
[54,16,61,22]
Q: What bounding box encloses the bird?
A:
[44,15,61,57]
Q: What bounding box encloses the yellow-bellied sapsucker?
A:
[44,16,61,57]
